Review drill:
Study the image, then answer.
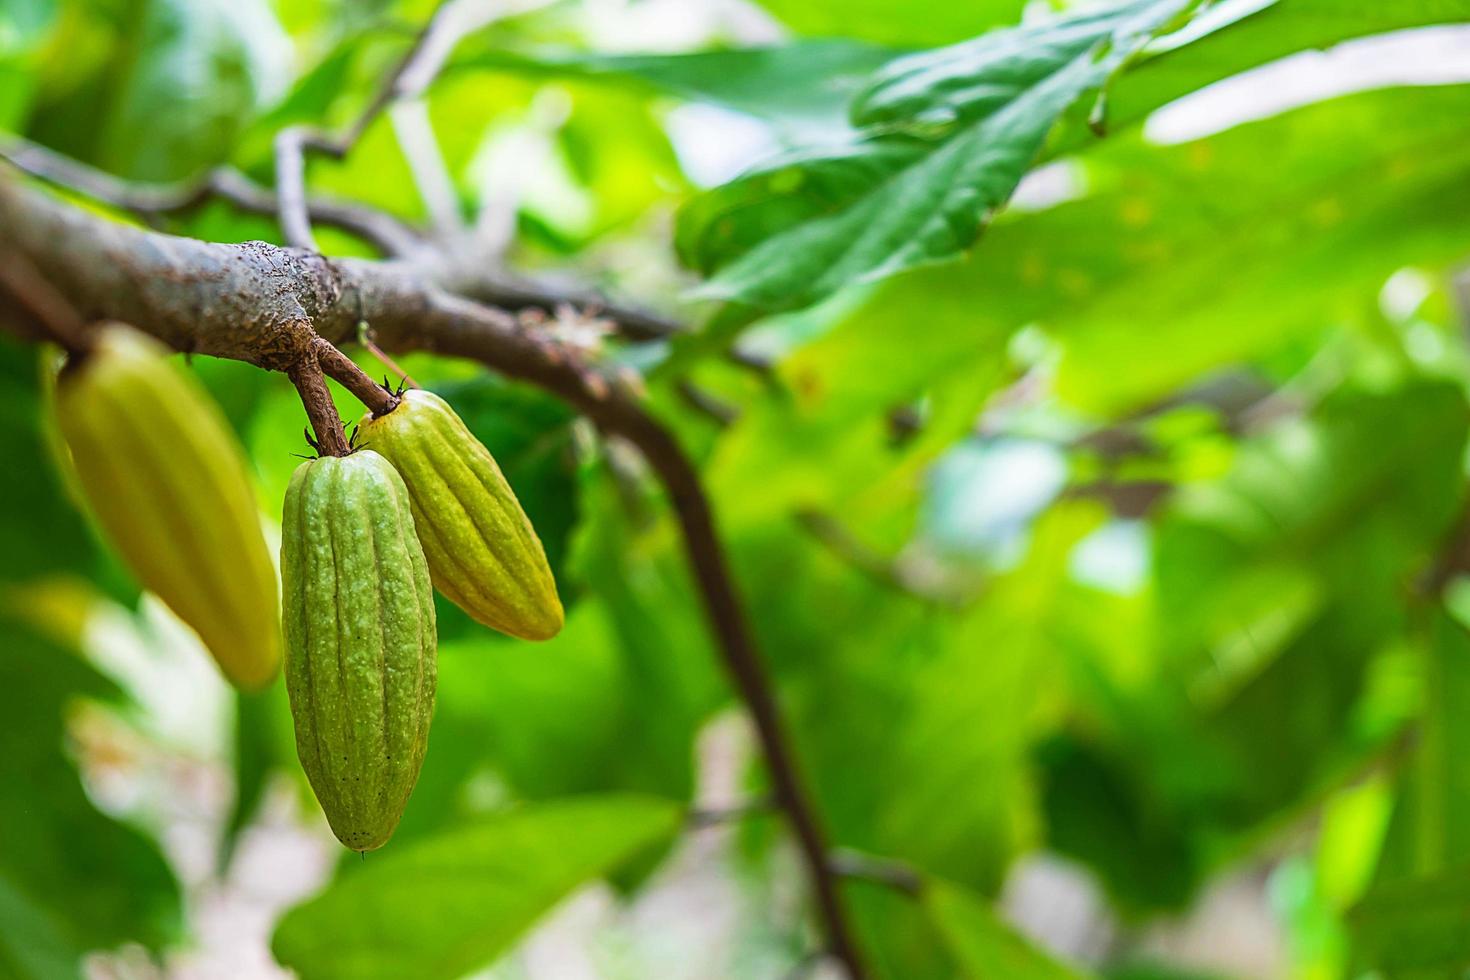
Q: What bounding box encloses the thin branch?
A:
[390,100,464,235]
[274,0,466,252]
[795,509,975,608]
[439,267,688,342]
[0,176,869,980]
[306,0,467,160]
[288,351,350,457]
[828,850,925,897]
[314,338,400,417]
[687,796,777,829]
[0,136,421,256]
[676,378,739,427]
[273,128,319,252]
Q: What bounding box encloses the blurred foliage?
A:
[4,0,1470,977]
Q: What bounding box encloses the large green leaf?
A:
[678,0,1470,321]
[454,41,901,136]
[1106,0,1470,131]
[0,616,180,963]
[688,0,1203,311]
[271,795,683,980]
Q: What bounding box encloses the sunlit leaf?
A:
[271,795,683,980]
[683,0,1203,310]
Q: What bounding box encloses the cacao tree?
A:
[1,0,1469,978]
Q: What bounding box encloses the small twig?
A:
[728,345,775,377]
[827,850,925,897]
[795,509,974,608]
[0,247,92,355]
[687,796,777,829]
[273,0,468,252]
[273,128,319,252]
[313,338,399,417]
[676,378,739,427]
[288,351,350,456]
[390,100,463,235]
[357,322,419,390]
[443,269,687,342]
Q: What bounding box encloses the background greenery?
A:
[3,0,1470,977]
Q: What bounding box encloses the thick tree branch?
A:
[0,175,867,979]
[0,246,91,354]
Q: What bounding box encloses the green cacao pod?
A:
[281,449,436,851]
[54,324,281,689]
[358,389,563,641]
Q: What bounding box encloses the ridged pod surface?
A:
[54,324,280,689]
[281,450,436,852]
[358,389,563,641]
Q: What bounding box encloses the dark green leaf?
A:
[684,0,1202,310]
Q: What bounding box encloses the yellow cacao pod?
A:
[282,450,436,851]
[54,325,280,690]
[358,389,563,641]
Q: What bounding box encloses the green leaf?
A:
[1105,0,1470,133]
[924,877,1083,979]
[750,0,1024,48]
[1348,868,1470,977]
[1374,612,1470,883]
[684,0,1202,311]
[1157,379,1469,664]
[0,616,180,960]
[455,41,901,135]
[271,795,684,980]
[0,338,95,584]
[0,873,82,980]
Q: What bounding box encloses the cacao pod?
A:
[358,389,563,641]
[281,449,436,851]
[54,324,280,689]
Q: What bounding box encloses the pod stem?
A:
[315,337,400,418]
[288,351,350,457]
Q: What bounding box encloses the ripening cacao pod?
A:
[281,449,436,851]
[53,324,280,689]
[358,389,563,641]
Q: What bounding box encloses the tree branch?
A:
[0,174,868,979]
[0,135,421,257]
[828,849,925,897]
[0,246,92,355]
